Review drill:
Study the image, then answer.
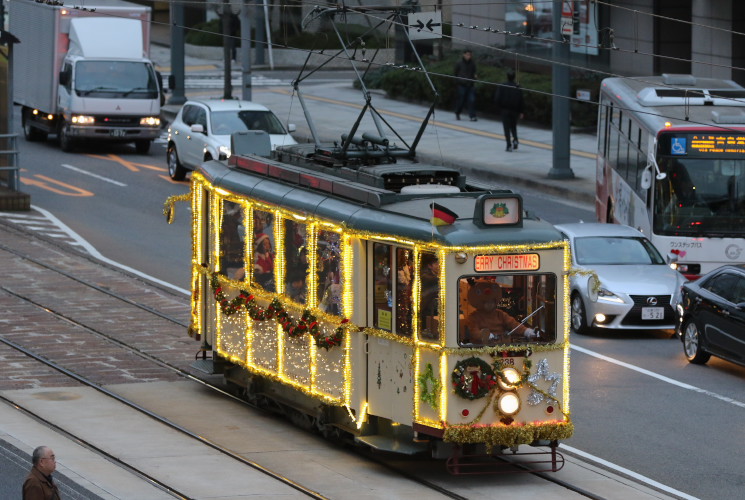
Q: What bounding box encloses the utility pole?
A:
[222,0,233,99]
[548,0,574,179]
[168,1,186,105]
[240,0,252,101]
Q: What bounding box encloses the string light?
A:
[178,172,572,445]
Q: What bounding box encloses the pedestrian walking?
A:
[454,49,478,121]
[23,446,61,500]
[494,70,525,152]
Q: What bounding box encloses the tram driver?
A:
[461,280,539,345]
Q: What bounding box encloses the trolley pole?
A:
[548,0,575,179]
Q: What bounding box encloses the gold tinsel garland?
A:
[443,420,574,448]
[163,193,191,224]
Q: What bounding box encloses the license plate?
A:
[641,307,664,320]
[110,129,126,138]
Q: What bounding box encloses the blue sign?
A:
[671,137,687,155]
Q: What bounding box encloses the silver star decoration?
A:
[527,358,561,406]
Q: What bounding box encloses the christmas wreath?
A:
[451,357,498,400]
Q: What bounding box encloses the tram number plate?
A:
[110,129,126,138]
[641,307,664,320]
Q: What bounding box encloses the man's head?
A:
[32,446,56,476]
[507,70,516,82]
[462,49,472,60]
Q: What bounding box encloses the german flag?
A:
[430,203,458,226]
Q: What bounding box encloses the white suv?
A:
[166,99,297,180]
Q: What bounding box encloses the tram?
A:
[165,5,572,473]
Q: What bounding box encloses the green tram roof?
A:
[198,150,563,248]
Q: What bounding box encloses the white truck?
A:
[10,0,162,154]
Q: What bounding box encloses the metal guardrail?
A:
[0,133,20,191]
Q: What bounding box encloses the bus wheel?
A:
[683,320,710,364]
[571,293,588,334]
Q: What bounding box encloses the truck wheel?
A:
[135,140,152,155]
[22,109,47,142]
[167,145,187,181]
[59,121,74,152]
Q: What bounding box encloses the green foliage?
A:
[186,19,224,47]
[186,20,389,51]
[361,51,602,129]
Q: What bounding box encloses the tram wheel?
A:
[571,293,588,334]
[682,320,710,364]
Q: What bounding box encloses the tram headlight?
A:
[497,367,521,390]
[498,392,521,416]
[454,252,468,264]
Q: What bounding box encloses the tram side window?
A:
[458,274,556,346]
[317,230,342,315]
[373,243,393,331]
[219,201,246,280]
[420,252,440,340]
[252,209,275,292]
[396,248,413,336]
[284,219,308,304]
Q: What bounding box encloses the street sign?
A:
[561,1,574,36]
[408,11,442,40]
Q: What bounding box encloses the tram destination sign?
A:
[663,132,745,157]
[474,253,540,272]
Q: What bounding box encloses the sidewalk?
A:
[150,27,599,208]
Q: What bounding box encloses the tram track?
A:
[0,221,610,499]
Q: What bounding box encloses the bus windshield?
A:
[654,157,745,237]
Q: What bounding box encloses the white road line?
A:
[572,344,745,409]
[561,444,701,500]
[60,164,127,187]
[31,205,190,296]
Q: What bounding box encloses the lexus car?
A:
[166,99,297,180]
[676,265,745,367]
[555,222,686,334]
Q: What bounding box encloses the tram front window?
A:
[654,158,745,236]
[458,274,556,346]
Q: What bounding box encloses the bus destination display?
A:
[667,133,745,156]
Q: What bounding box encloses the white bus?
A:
[596,74,745,279]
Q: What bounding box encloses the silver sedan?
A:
[554,223,687,334]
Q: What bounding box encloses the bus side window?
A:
[419,252,440,340]
[219,200,246,280]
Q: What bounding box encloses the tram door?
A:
[366,243,415,423]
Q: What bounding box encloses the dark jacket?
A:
[494,81,525,113]
[454,57,477,87]
[23,467,61,500]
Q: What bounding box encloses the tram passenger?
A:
[286,271,307,303]
[253,232,275,289]
[23,446,60,500]
[462,281,537,345]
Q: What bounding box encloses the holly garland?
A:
[210,274,345,350]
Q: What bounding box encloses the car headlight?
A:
[597,287,624,303]
[71,115,95,125]
[218,145,232,159]
[140,116,161,126]
[497,367,521,390]
[497,392,521,416]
